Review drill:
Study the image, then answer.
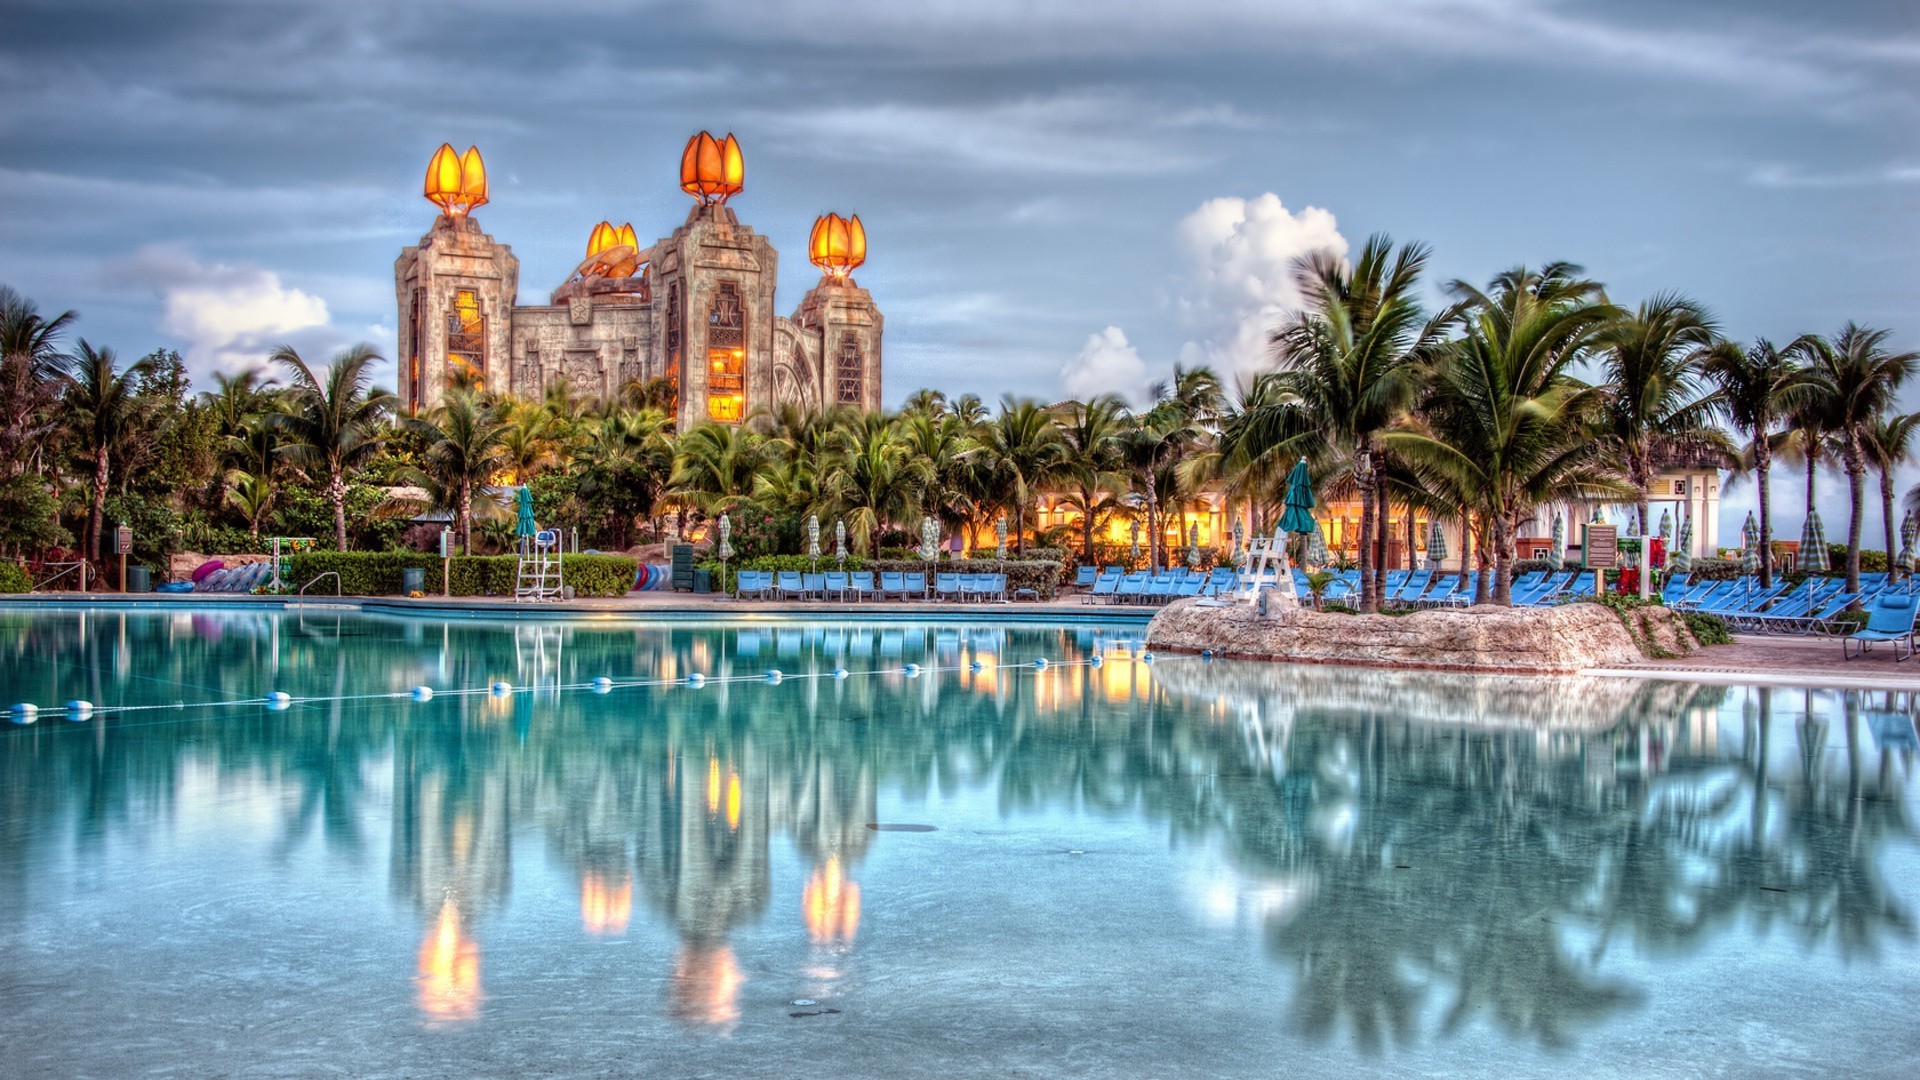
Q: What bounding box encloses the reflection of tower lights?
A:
[668,943,744,1030]
[726,772,742,830]
[706,757,721,815]
[581,873,633,936]
[416,900,482,1023]
[802,855,861,944]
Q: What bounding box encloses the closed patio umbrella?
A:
[1898,510,1916,574]
[1306,520,1330,568]
[919,516,939,562]
[1547,514,1564,571]
[1186,524,1201,568]
[1670,516,1692,575]
[1800,510,1829,574]
[1739,512,1759,576]
[716,513,733,561]
[807,514,821,568]
[1231,520,1244,566]
[515,486,537,541]
[1129,518,1141,567]
[995,514,1008,562]
[1424,519,1447,570]
[834,520,848,566]
[1278,460,1317,536]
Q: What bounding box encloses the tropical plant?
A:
[225,469,275,542]
[1864,411,1920,572]
[0,285,77,478]
[979,397,1066,556]
[1789,326,1919,590]
[269,344,394,551]
[823,411,926,553]
[1052,395,1129,563]
[62,341,156,562]
[1704,339,1812,588]
[669,421,766,513]
[406,389,511,554]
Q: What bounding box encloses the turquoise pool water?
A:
[0,606,1915,1077]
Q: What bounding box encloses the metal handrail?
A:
[32,560,92,592]
[298,572,341,597]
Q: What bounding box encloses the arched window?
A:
[706,282,745,422]
[836,333,863,405]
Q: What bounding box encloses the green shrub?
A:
[1680,556,1741,581]
[286,551,636,597]
[1825,609,1869,634]
[0,560,31,594]
[1682,612,1733,646]
[1827,545,1889,573]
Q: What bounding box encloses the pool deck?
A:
[7,592,1919,688]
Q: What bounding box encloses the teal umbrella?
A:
[1547,513,1564,571]
[1670,516,1692,575]
[515,486,537,538]
[1424,519,1447,569]
[1278,460,1317,535]
[1800,511,1829,574]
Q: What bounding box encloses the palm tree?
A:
[981,398,1066,556]
[407,390,510,555]
[899,407,980,538]
[824,411,926,553]
[577,406,674,544]
[1789,326,1919,590]
[1592,294,1735,593]
[1385,265,1623,603]
[62,342,155,564]
[497,400,561,483]
[270,344,394,551]
[1704,339,1811,588]
[225,470,275,542]
[0,285,77,478]
[1053,395,1130,563]
[1864,411,1920,574]
[669,421,766,513]
[1250,236,1438,610]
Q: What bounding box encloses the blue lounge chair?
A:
[1843,593,1919,660]
[775,571,806,600]
[936,573,963,601]
[1389,569,1433,606]
[903,571,928,600]
[824,571,848,600]
[879,571,907,600]
[1086,571,1121,604]
[802,572,828,600]
[845,571,875,601]
[736,570,771,599]
[1116,572,1148,604]
[1074,566,1098,589]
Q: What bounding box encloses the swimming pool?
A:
[1,606,1914,1077]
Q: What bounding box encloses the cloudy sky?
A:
[2,1,1916,536]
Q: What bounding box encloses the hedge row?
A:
[0,561,30,594]
[284,551,637,597]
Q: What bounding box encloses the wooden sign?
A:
[1583,525,1618,569]
[113,525,133,555]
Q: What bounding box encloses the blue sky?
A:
[2,0,1915,538]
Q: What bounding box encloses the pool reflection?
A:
[0,608,1913,1050]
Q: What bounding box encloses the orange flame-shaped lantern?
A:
[424,144,488,216]
[808,213,866,278]
[680,132,743,205]
[585,221,638,258]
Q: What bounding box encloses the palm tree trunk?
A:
[329,468,348,552]
[1755,438,1773,589]
[1374,492,1391,608]
[1492,510,1516,605]
[1080,487,1096,565]
[459,480,473,556]
[1145,477,1160,573]
[1843,429,1865,592]
[88,445,108,570]
[1472,512,1490,604]
[1356,463,1376,614]
[1880,465,1898,579]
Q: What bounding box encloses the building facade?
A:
[394,134,882,428]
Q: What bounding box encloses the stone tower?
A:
[645,202,779,432]
[395,213,519,413]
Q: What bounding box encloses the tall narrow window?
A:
[665,281,682,402]
[409,287,425,409]
[446,288,485,388]
[706,282,745,422]
[836,333,863,405]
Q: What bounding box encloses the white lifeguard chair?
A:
[515,529,566,602]
[1227,527,1300,610]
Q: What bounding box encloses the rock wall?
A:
[1147,600,1695,675]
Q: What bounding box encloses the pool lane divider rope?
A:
[7,650,1190,726]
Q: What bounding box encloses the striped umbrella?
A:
[717,513,734,561]
[919,516,939,562]
[1425,519,1448,569]
[1187,524,1202,568]
[1231,520,1244,566]
[1623,512,1640,569]
[1739,512,1760,576]
[834,519,848,565]
[1670,516,1692,574]
[1547,514,1564,571]
[1800,511,1829,574]
[806,514,822,565]
[1898,510,1917,574]
[1129,518,1141,566]
[1306,521,1330,568]
[995,514,1008,561]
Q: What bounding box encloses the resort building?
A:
[394,135,884,428]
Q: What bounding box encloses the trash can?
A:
[693,567,712,594]
[126,566,151,593]
[401,567,426,595]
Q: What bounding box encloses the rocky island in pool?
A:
[1146,598,1700,675]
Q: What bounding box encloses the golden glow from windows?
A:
[453,289,481,333]
[726,771,742,831]
[416,900,482,1023]
[424,144,488,215]
[679,131,744,205]
[706,347,744,422]
[580,873,633,936]
[808,213,867,278]
[802,856,862,945]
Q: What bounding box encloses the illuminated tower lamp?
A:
[679,131,744,205]
[424,143,489,216]
[576,220,641,279]
[807,213,867,280]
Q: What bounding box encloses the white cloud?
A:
[125,245,350,378]
[1059,326,1150,404]
[1171,193,1348,381]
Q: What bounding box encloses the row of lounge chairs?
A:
[1081,567,1241,604]
[1073,565,1601,609]
[1665,571,1920,652]
[733,570,1015,602]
